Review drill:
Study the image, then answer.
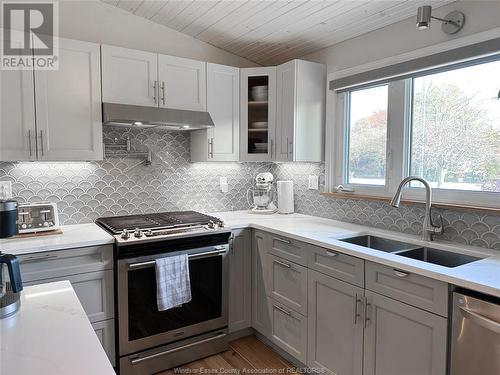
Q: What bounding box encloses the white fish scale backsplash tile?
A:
[273,162,500,250]
[0,126,499,250]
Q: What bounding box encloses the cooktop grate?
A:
[96,211,220,234]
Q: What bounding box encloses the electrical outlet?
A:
[0,181,13,199]
[308,175,319,190]
[219,177,229,193]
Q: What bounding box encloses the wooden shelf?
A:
[248,128,268,132]
[321,192,500,214]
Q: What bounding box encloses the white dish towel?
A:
[155,254,192,311]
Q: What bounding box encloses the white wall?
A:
[303,1,500,73]
[56,1,258,68]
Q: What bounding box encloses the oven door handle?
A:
[127,248,227,270]
[130,332,227,365]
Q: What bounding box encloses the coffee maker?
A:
[247,172,277,214]
[0,253,23,319]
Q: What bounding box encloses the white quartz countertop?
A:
[1,211,499,298]
[213,211,500,299]
[0,223,114,255]
[0,281,115,375]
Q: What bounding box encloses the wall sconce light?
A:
[416,5,465,34]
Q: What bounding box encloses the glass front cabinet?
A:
[240,67,277,161]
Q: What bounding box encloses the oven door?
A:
[117,245,229,356]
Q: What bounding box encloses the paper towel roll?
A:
[277,180,294,214]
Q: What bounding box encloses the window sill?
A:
[321,192,500,214]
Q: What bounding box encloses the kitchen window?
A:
[331,56,500,207]
[346,85,389,186]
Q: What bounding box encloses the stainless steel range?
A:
[96,211,231,375]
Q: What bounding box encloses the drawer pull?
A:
[273,259,291,268]
[393,269,409,278]
[274,304,292,316]
[21,254,58,263]
[326,250,339,257]
[274,237,291,245]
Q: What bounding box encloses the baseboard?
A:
[227,327,254,342]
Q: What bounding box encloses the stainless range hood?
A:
[102,103,214,130]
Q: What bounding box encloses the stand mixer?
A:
[247,172,277,214]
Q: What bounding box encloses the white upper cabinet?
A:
[102,46,207,112]
[240,67,277,162]
[0,69,36,161]
[1,37,102,162]
[158,55,206,111]
[35,38,103,161]
[101,45,157,107]
[276,60,326,162]
[191,63,239,162]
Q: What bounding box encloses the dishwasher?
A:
[451,291,500,375]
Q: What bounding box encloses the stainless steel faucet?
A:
[390,176,443,241]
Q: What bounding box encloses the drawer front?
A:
[365,262,448,316]
[307,245,364,287]
[269,254,308,315]
[92,319,116,366]
[25,270,114,322]
[269,299,308,364]
[19,245,113,282]
[269,234,307,266]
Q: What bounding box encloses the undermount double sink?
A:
[339,235,481,268]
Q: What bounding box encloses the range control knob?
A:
[217,220,225,228]
[121,229,130,240]
[207,220,216,229]
[134,228,142,238]
[43,221,49,227]
[21,223,28,229]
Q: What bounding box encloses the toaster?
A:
[17,202,60,234]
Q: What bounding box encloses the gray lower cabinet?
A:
[19,245,115,366]
[268,254,308,315]
[363,290,448,375]
[269,299,308,364]
[229,229,252,332]
[92,319,116,366]
[252,230,272,337]
[308,270,364,375]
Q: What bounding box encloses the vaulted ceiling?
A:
[101,0,454,65]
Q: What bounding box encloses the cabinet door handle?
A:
[354,293,362,324]
[27,130,32,157]
[273,259,291,268]
[274,237,291,245]
[393,269,409,278]
[229,234,235,255]
[207,139,211,158]
[326,250,338,257]
[270,139,273,159]
[273,304,292,316]
[39,130,44,156]
[153,81,157,104]
[210,138,214,158]
[161,81,166,104]
[364,297,371,328]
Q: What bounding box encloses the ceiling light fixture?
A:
[416,5,465,34]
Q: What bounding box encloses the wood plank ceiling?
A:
[101,0,454,65]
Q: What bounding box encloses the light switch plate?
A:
[308,175,319,190]
[219,177,229,193]
[0,181,13,199]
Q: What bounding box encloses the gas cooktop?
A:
[96,211,227,244]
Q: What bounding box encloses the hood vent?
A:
[102,103,214,131]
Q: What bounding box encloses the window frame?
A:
[328,63,500,209]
